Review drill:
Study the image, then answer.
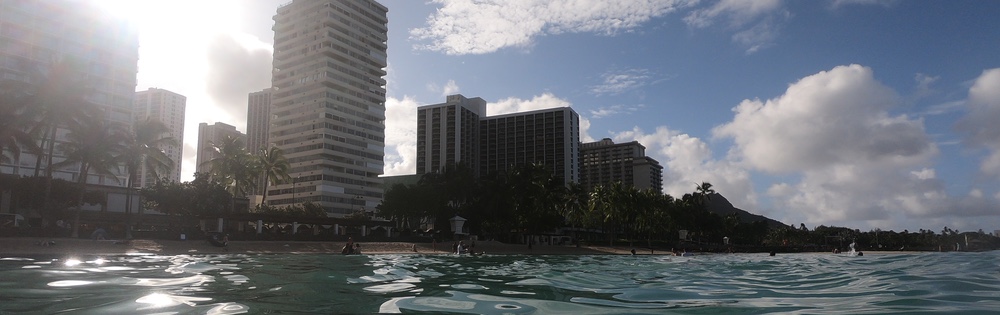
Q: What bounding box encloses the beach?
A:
[0,237,641,256]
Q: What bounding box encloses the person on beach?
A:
[91,227,108,240]
[343,237,355,254]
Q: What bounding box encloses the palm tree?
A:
[119,117,176,238]
[55,115,126,238]
[202,135,258,197]
[256,146,291,204]
[694,182,716,208]
[0,78,41,164]
[589,184,616,246]
[20,59,101,225]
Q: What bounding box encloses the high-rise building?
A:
[267,0,388,217]
[133,88,186,186]
[196,122,245,175]
[416,94,486,175]
[246,88,273,156]
[580,138,663,192]
[480,107,581,185]
[246,88,272,196]
[0,0,139,185]
[415,95,581,186]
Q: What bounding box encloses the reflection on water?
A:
[1,251,1000,314]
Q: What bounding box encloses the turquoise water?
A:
[2,252,1000,314]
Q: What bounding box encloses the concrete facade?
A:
[580,138,663,192]
[416,94,486,175]
[133,88,186,186]
[0,0,139,186]
[416,95,581,186]
[246,88,272,196]
[195,122,245,176]
[266,0,388,217]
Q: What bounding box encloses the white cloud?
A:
[684,0,787,53]
[956,68,1000,177]
[911,168,935,180]
[830,0,898,9]
[921,100,964,116]
[410,0,695,55]
[589,104,645,119]
[684,0,782,28]
[913,73,939,98]
[714,64,931,173]
[611,126,758,210]
[442,80,461,96]
[487,92,572,115]
[731,17,780,54]
[204,33,273,129]
[383,96,421,176]
[590,68,653,96]
[712,64,954,228]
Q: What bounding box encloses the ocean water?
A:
[1,251,999,314]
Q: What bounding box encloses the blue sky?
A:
[120,0,1000,232]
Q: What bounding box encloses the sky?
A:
[94,0,1000,233]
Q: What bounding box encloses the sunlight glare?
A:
[136,293,177,309]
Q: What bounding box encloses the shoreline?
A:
[0,237,635,256]
[0,237,934,257]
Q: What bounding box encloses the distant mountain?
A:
[705,193,787,228]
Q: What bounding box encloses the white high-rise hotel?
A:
[0,0,138,185]
[133,88,186,186]
[267,0,388,217]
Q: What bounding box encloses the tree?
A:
[560,181,590,243]
[256,146,291,205]
[140,173,232,228]
[508,163,563,237]
[0,77,41,164]
[55,115,125,238]
[119,117,176,238]
[8,59,101,225]
[202,135,258,197]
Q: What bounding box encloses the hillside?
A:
[705,193,787,228]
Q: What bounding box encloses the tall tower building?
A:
[580,138,663,192]
[415,95,582,186]
[246,88,272,196]
[480,107,581,185]
[0,0,139,185]
[133,88,186,186]
[268,0,389,217]
[196,122,245,175]
[246,88,273,156]
[416,94,486,175]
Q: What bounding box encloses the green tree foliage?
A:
[119,117,176,238]
[201,135,258,197]
[54,115,126,237]
[0,174,103,213]
[0,76,41,164]
[257,146,291,204]
[141,173,232,220]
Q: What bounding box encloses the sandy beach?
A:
[0,237,642,257]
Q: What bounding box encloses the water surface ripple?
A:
[1,251,999,314]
